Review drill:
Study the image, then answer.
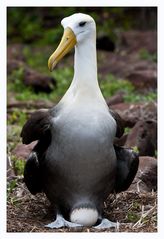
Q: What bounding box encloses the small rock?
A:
[110,102,157,128]
[7,59,56,93]
[129,156,157,192]
[110,102,131,112]
[110,102,137,127]
[119,30,157,54]
[125,120,157,156]
[107,91,125,106]
[139,157,157,191]
[127,69,157,91]
[23,67,56,93]
[98,51,156,84]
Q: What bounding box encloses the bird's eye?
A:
[79,21,86,27]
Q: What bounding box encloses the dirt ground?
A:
[7,178,157,233]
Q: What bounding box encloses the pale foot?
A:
[93,218,119,229]
[45,213,83,229]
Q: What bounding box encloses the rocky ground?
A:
[7,30,157,232]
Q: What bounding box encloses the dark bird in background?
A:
[21,13,139,229]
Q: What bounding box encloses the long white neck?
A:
[73,37,98,91]
[61,33,106,106]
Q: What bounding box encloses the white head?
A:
[48,13,96,71]
[61,13,96,44]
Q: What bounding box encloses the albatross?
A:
[21,13,139,229]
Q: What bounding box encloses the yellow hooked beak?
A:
[48,27,77,71]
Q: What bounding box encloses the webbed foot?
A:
[45,213,83,229]
[93,218,119,229]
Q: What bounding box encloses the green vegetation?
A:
[100,74,157,103]
[7,179,21,205]
[127,211,140,222]
[7,179,17,195]
[124,127,131,134]
[124,90,157,103]
[7,7,77,45]
[139,48,157,63]
[126,201,141,222]
[7,7,157,46]
[7,109,28,127]
[132,201,141,210]
[7,178,22,205]
[100,74,134,98]
[22,46,49,72]
[132,146,139,154]
[7,125,21,144]
[12,155,26,176]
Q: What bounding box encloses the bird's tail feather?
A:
[70,204,99,226]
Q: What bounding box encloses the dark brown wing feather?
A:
[109,109,124,138]
[114,145,139,193]
[109,110,139,192]
[21,109,52,195]
[20,109,51,144]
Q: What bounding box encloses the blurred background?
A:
[7,7,157,232]
[7,7,157,102]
